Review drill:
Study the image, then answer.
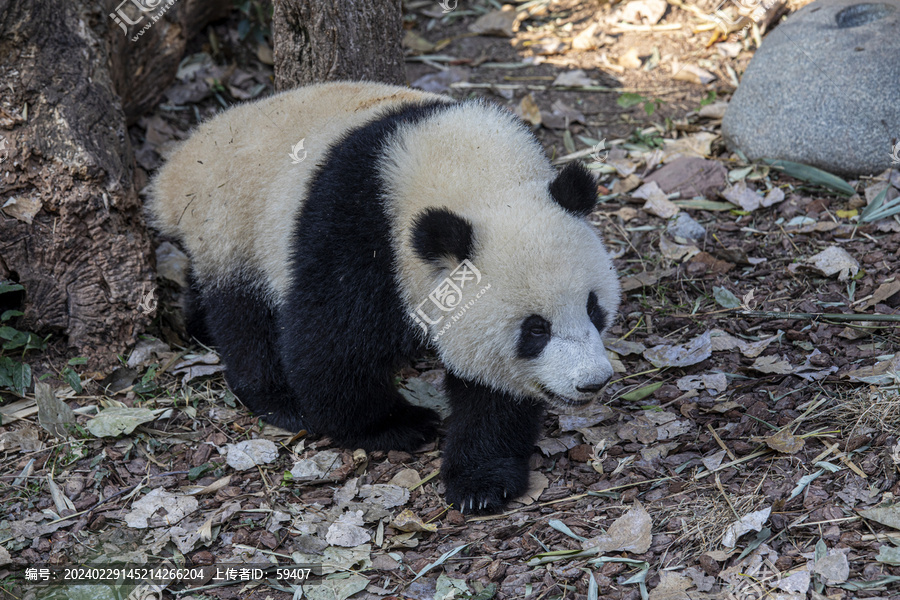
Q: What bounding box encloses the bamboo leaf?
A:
[762,159,855,196]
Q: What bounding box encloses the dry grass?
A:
[650,485,768,560]
[841,384,900,438]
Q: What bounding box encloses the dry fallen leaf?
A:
[660,234,699,261]
[225,439,278,471]
[761,428,805,454]
[290,450,343,479]
[810,549,850,585]
[391,509,438,533]
[552,69,597,87]
[863,278,900,309]
[750,355,794,374]
[514,471,549,505]
[722,507,771,548]
[709,329,776,358]
[660,131,717,162]
[676,373,727,394]
[859,503,900,531]
[796,246,860,281]
[582,501,653,553]
[388,468,422,489]
[325,510,371,547]
[516,93,541,127]
[722,181,764,211]
[468,7,519,37]
[644,331,712,368]
[124,488,199,529]
[571,22,601,50]
[648,572,695,600]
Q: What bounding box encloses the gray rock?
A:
[667,212,707,241]
[722,0,900,176]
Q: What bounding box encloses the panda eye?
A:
[526,317,551,337]
[517,314,552,359]
[588,291,606,332]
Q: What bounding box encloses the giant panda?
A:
[149,81,620,514]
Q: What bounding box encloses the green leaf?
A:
[11,360,31,395]
[619,382,664,402]
[617,93,646,109]
[412,544,469,582]
[836,576,900,591]
[562,129,576,155]
[736,526,771,560]
[763,159,855,196]
[68,356,88,366]
[713,286,741,309]
[0,357,13,388]
[859,185,900,223]
[62,367,83,394]
[1,310,23,322]
[0,326,18,340]
[644,101,655,116]
[0,283,24,295]
[470,583,498,600]
[548,519,587,542]
[672,199,735,211]
[876,545,900,566]
[87,407,159,438]
[699,90,717,106]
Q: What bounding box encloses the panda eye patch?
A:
[517,314,552,359]
[587,292,607,332]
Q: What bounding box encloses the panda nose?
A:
[576,376,610,394]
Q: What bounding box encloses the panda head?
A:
[407,160,620,408]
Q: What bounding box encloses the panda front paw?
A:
[352,403,441,453]
[443,456,530,515]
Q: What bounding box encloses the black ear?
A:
[549,162,598,217]
[411,207,474,265]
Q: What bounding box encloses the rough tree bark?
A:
[272,0,406,90]
[0,0,227,366]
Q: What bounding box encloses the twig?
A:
[695,450,769,479]
[736,310,900,323]
[707,423,736,461]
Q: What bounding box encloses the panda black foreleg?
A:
[441,371,544,514]
[200,283,305,431]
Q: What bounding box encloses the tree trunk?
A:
[272,0,406,90]
[0,0,227,367]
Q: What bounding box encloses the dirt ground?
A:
[2,1,900,599]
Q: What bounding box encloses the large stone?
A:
[722,0,900,176]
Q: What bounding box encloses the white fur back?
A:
[148,81,447,302]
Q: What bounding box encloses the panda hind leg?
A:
[200,282,306,432]
[331,378,441,453]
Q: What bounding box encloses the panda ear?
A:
[411,208,474,266]
[549,162,598,217]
